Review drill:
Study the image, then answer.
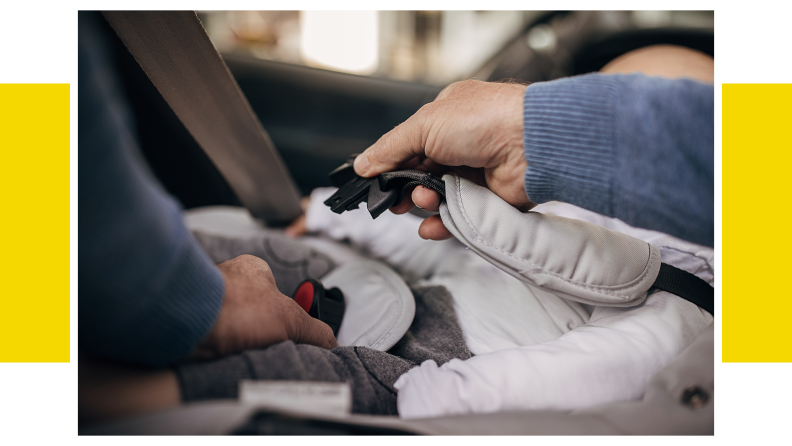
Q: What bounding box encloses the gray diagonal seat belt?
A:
[103,11,302,225]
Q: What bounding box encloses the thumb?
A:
[293,312,339,350]
[354,106,431,177]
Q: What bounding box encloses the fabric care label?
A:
[239,380,352,416]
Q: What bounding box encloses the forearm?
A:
[522,73,714,246]
[78,12,224,367]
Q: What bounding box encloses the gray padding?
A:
[439,175,662,307]
[192,231,336,297]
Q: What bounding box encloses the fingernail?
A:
[412,186,426,210]
[354,153,370,176]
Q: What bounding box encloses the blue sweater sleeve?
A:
[522,73,714,247]
[78,13,224,367]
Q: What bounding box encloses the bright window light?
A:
[300,11,379,75]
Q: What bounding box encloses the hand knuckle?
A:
[437,82,459,98]
[257,259,272,273]
[439,79,476,97]
[237,254,257,263]
[417,101,436,114]
[239,254,268,268]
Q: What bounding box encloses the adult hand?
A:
[190,254,338,360]
[353,79,531,240]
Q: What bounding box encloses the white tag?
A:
[239,380,352,416]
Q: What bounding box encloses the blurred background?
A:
[101,11,713,209]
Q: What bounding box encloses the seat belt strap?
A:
[653,263,714,315]
[102,11,302,225]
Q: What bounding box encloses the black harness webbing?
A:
[652,263,714,315]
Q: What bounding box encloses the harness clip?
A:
[323,154,446,219]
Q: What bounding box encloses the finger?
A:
[390,192,415,215]
[354,107,431,177]
[295,313,339,349]
[419,158,451,177]
[418,215,453,240]
[412,186,441,212]
[399,156,424,170]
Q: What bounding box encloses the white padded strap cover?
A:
[322,260,415,352]
[439,175,661,307]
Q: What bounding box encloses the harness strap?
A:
[379,171,715,315]
[327,157,715,315]
[103,11,302,225]
[652,263,714,315]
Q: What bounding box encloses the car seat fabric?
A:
[303,188,713,416]
[187,212,416,352]
[192,230,336,297]
[392,178,713,419]
[176,285,471,415]
[394,287,711,418]
[534,201,714,285]
[184,205,367,267]
[85,322,713,435]
[183,182,712,420]
[305,187,591,355]
[439,175,662,307]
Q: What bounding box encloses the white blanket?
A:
[305,189,713,418]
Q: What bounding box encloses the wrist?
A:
[488,82,530,207]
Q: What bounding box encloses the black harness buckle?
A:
[324,155,446,219]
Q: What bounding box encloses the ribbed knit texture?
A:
[92,228,227,367]
[523,73,714,247]
[79,12,225,367]
[523,74,619,217]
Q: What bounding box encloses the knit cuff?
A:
[131,231,226,367]
[522,73,620,217]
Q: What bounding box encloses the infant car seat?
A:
[90,11,714,435]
